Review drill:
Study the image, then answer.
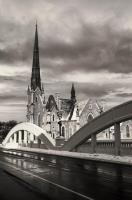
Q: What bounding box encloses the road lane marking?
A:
[0,160,94,200]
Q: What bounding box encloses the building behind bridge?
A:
[26,24,132,145]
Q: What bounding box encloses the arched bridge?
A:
[2,100,132,156]
[2,122,55,149]
[61,100,132,155]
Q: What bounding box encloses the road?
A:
[0,166,49,200]
[0,152,132,200]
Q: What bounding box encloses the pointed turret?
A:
[71,83,76,103]
[27,85,30,95]
[31,23,41,91]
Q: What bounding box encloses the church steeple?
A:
[71,83,76,103]
[31,23,41,91]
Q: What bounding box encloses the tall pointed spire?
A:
[71,83,76,103]
[31,22,41,91]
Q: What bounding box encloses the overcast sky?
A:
[1,0,132,121]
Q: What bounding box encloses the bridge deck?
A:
[0,148,132,200]
[0,166,48,200]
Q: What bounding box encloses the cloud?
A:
[1,19,132,76]
[115,92,132,98]
[0,0,132,121]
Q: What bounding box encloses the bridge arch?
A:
[2,122,55,149]
[62,100,132,154]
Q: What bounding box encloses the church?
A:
[26,24,109,145]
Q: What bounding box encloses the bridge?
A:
[2,100,132,156]
[2,122,55,149]
[1,100,132,200]
[62,99,132,155]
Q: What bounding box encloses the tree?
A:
[0,120,18,142]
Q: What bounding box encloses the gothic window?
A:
[36,97,38,102]
[126,125,130,138]
[62,126,65,137]
[87,114,93,123]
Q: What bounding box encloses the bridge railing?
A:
[62,100,132,155]
[76,140,132,156]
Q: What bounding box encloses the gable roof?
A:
[79,98,103,116]
[46,95,58,112]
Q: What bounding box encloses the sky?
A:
[1,0,132,121]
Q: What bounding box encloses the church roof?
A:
[78,98,103,116]
[59,98,73,113]
[46,95,58,111]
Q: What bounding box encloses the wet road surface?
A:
[0,166,49,200]
[0,152,132,200]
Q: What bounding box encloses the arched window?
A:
[62,126,65,137]
[87,114,93,123]
[126,125,130,138]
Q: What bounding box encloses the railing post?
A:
[91,134,96,153]
[114,123,121,156]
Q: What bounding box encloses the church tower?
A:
[27,23,45,126]
[31,23,41,91]
[71,83,76,103]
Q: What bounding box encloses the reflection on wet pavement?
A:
[1,153,132,200]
